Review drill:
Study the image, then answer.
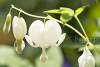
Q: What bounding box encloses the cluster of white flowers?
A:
[3,14,96,65]
[4,15,66,62]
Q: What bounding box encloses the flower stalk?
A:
[11,4,95,50]
[74,15,89,40]
[11,5,94,46]
[11,5,46,19]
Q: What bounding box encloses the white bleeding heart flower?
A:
[25,20,66,62]
[78,46,95,67]
[12,16,27,40]
[12,16,27,53]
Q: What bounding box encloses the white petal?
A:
[40,48,48,63]
[56,33,66,47]
[25,35,39,47]
[78,47,95,67]
[12,16,27,40]
[45,20,62,46]
[29,20,45,47]
[21,40,25,51]
[14,40,25,54]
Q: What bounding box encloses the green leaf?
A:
[44,7,74,23]
[35,47,63,67]
[75,6,86,16]
[60,7,74,16]
[44,9,61,14]
[44,7,74,16]
[59,7,74,23]
[60,14,72,23]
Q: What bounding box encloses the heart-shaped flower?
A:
[12,16,27,40]
[78,46,95,67]
[25,20,66,62]
[12,16,27,53]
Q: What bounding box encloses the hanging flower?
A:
[78,46,95,67]
[12,16,27,54]
[25,20,66,62]
[3,13,12,33]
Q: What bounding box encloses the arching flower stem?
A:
[11,4,94,47]
[11,5,46,19]
[74,15,89,41]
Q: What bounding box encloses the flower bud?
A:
[78,46,95,67]
[3,13,12,33]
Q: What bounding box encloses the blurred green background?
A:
[0,0,100,67]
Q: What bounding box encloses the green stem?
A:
[48,16,95,47]
[18,8,22,17]
[9,7,12,14]
[65,23,86,41]
[11,5,94,47]
[10,4,87,41]
[74,15,89,40]
[74,16,95,48]
[11,5,46,19]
